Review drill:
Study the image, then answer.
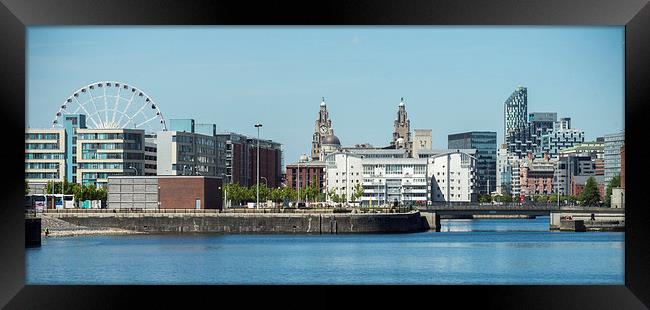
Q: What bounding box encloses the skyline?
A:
[27,27,624,161]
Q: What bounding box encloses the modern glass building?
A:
[504,86,535,158]
[604,131,625,185]
[448,131,497,195]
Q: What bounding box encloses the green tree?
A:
[501,194,513,203]
[479,194,492,203]
[351,183,364,203]
[604,174,621,207]
[25,181,30,195]
[580,176,601,206]
[535,195,549,203]
[329,188,341,203]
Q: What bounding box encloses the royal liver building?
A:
[391,97,413,156]
[311,97,334,161]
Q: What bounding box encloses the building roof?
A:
[286,160,326,168]
[572,175,605,185]
[418,149,477,157]
[322,134,341,146]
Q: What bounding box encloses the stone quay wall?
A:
[46,211,433,234]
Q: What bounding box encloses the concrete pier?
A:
[45,210,434,234]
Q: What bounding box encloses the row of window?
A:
[78,162,143,170]
[81,150,144,160]
[25,153,65,160]
[81,142,142,151]
[25,133,60,140]
[25,143,59,150]
[78,133,142,141]
[26,172,59,179]
[25,163,60,169]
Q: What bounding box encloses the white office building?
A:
[361,158,429,206]
[427,151,477,202]
[324,152,363,204]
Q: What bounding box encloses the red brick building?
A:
[519,153,555,197]
[158,176,222,210]
[571,175,605,200]
[217,133,283,188]
[285,160,325,191]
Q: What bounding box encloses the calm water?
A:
[26,216,624,284]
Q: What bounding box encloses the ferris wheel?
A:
[52,81,167,133]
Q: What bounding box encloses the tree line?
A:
[479,175,622,207]
[44,180,107,202]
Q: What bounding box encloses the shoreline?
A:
[44,228,146,238]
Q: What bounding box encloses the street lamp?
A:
[128,165,139,176]
[254,123,263,209]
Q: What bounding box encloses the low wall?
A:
[48,211,432,234]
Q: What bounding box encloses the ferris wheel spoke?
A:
[111,86,122,125]
[72,96,101,128]
[87,88,104,128]
[135,114,159,129]
[103,86,109,127]
[115,90,137,129]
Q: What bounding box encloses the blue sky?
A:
[27,27,624,162]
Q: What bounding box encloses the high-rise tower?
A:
[391,98,412,154]
[504,86,532,158]
[311,97,333,161]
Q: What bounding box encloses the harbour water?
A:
[26,216,624,284]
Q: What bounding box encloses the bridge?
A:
[415,204,625,231]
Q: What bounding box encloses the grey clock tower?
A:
[311,97,333,160]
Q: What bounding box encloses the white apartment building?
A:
[361,158,429,206]
[496,146,512,195]
[324,152,363,203]
[427,151,477,202]
[25,128,67,194]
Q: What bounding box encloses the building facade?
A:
[427,151,477,203]
[156,130,219,176]
[448,131,496,195]
[107,175,223,210]
[412,129,433,158]
[518,154,556,199]
[76,128,146,187]
[25,128,67,194]
[528,112,557,155]
[324,152,363,203]
[604,131,625,185]
[540,118,585,157]
[361,158,428,206]
[285,156,326,192]
[216,132,283,188]
[504,86,529,157]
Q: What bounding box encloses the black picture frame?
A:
[1,0,649,308]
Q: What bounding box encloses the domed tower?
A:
[391,97,412,155]
[311,97,334,161]
[320,132,341,160]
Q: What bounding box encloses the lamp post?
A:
[128,165,139,176]
[254,123,263,209]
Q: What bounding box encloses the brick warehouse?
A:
[108,176,223,210]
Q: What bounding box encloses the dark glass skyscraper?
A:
[504,86,536,158]
[448,131,497,195]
